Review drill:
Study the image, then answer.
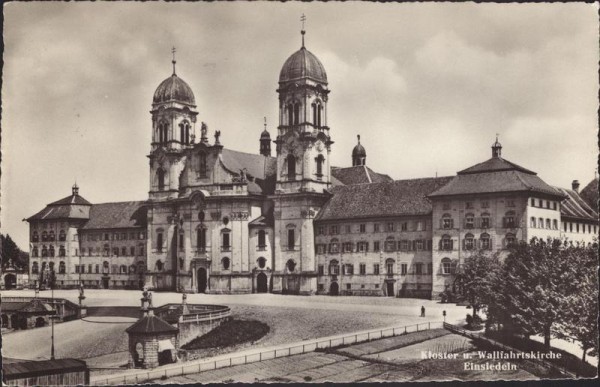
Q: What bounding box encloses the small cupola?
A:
[492,135,502,158]
[72,183,79,196]
[260,117,271,157]
[352,135,366,166]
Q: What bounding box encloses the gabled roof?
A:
[554,186,598,221]
[82,201,147,230]
[316,176,454,221]
[125,315,178,334]
[3,359,87,378]
[221,149,277,181]
[49,194,92,206]
[331,165,393,186]
[429,170,565,198]
[458,157,536,175]
[580,178,598,213]
[2,299,54,313]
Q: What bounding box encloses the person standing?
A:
[421,305,425,317]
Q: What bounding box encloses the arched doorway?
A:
[329,282,339,296]
[197,268,207,293]
[10,315,19,330]
[4,274,16,289]
[256,272,268,293]
[35,317,46,327]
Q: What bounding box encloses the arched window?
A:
[42,231,48,242]
[545,219,551,229]
[385,258,395,274]
[156,260,163,271]
[286,259,296,272]
[258,230,266,248]
[464,213,474,229]
[329,259,340,275]
[158,121,168,144]
[287,154,296,180]
[59,245,65,257]
[180,121,191,145]
[530,217,536,228]
[49,245,55,257]
[156,230,164,252]
[59,261,66,274]
[463,233,475,251]
[441,257,452,275]
[32,231,39,242]
[312,103,317,126]
[59,230,66,241]
[137,261,146,273]
[287,104,294,125]
[480,233,491,250]
[31,247,39,257]
[315,154,325,177]
[329,238,339,253]
[197,227,207,251]
[42,245,48,257]
[505,233,516,248]
[198,152,207,177]
[318,104,322,127]
[481,212,491,228]
[441,214,453,229]
[120,265,127,274]
[504,211,516,228]
[157,168,166,191]
[440,235,453,251]
[49,231,55,241]
[49,262,55,272]
[221,229,231,251]
[103,261,109,274]
[222,257,230,270]
[32,262,39,274]
[121,247,127,256]
[293,102,300,125]
[257,257,266,269]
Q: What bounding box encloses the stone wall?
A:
[177,315,231,347]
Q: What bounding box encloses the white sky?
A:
[2,2,598,248]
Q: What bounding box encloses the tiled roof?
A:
[2,299,54,313]
[554,186,598,221]
[331,165,393,186]
[125,315,178,334]
[221,149,277,181]
[82,201,147,230]
[316,177,454,221]
[458,157,536,175]
[580,178,598,213]
[279,47,328,84]
[429,170,564,198]
[3,359,87,378]
[27,196,91,222]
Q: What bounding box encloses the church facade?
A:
[26,29,598,299]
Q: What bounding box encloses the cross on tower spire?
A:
[171,46,177,75]
[300,14,306,48]
[264,116,267,130]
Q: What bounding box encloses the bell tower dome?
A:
[274,21,332,193]
[149,48,199,200]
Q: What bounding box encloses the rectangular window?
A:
[373,264,380,275]
[400,240,409,251]
[88,264,92,274]
[95,264,99,274]
[531,198,535,207]
[357,242,368,252]
[179,234,184,249]
[374,241,380,251]
[401,263,407,275]
[374,223,380,232]
[569,223,573,232]
[506,199,515,207]
[121,232,127,240]
[346,283,351,290]
[465,216,474,229]
[287,229,295,250]
[345,225,351,233]
[385,240,396,252]
[342,242,353,253]
[318,265,324,275]
[546,219,551,229]
[75,265,80,274]
[416,240,424,251]
[481,217,490,229]
[317,244,326,254]
[330,225,339,235]
[317,226,325,235]
[222,232,231,249]
[359,263,366,275]
[416,263,423,275]
[387,262,394,274]
[140,246,144,256]
[387,222,394,232]
[428,263,433,275]
[359,224,366,233]
[104,233,109,241]
[553,202,557,210]
[401,222,408,231]
[546,201,550,209]
[576,223,580,233]
[416,221,424,231]
[465,201,473,209]
[481,201,489,208]
[131,247,135,256]
[442,218,454,229]
[344,264,354,275]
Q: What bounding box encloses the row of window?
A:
[85,232,146,242]
[530,198,558,210]
[156,120,192,145]
[442,200,493,210]
[284,101,324,127]
[318,261,434,276]
[31,246,66,258]
[283,154,325,180]
[316,239,433,254]
[441,212,518,229]
[31,261,146,275]
[31,230,66,242]
[530,217,558,230]
[563,222,597,234]
[317,221,427,236]
[439,233,500,251]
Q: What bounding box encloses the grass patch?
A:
[182,319,269,350]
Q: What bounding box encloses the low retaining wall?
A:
[177,307,231,347]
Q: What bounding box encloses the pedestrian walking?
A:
[421,305,425,317]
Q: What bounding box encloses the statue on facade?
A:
[200,122,208,143]
[214,130,221,145]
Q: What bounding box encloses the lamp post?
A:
[50,269,55,360]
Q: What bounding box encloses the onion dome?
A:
[153,74,195,105]
[352,135,366,158]
[279,47,327,84]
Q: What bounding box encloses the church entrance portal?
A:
[197,268,207,293]
[329,282,339,296]
[256,272,268,293]
[3,274,16,289]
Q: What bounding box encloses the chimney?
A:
[572,180,580,192]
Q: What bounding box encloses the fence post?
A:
[429,322,431,330]
[405,326,407,334]
[355,334,358,343]
[303,344,305,353]
[245,355,247,364]
[417,324,419,332]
